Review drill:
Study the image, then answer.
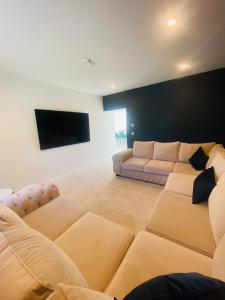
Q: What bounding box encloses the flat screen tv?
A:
[35,109,90,150]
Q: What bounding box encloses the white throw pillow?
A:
[153,142,180,162]
[133,141,154,159]
[0,204,88,300]
[47,283,114,300]
[179,142,215,163]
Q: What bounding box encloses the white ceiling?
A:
[0,0,225,96]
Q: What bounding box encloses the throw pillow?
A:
[192,167,216,204]
[189,146,209,170]
[124,272,225,300]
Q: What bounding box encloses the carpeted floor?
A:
[55,160,162,233]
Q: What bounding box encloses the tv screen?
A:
[35,109,90,150]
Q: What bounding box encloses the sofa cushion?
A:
[174,162,201,175]
[133,141,154,159]
[55,212,134,292]
[47,283,114,300]
[146,191,216,257]
[192,167,216,204]
[144,160,175,176]
[206,144,224,168]
[179,142,215,163]
[209,182,225,245]
[153,142,180,162]
[105,231,212,300]
[165,173,197,197]
[23,196,86,240]
[0,204,88,300]
[209,151,225,181]
[122,157,149,172]
[124,272,225,300]
[213,234,225,282]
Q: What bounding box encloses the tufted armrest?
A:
[0,182,59,218]
[112,149,133,175]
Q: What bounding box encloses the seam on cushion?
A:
[146,228,214,258]
[0,230,54,293]
[57,285,68,300]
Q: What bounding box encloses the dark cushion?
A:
[192,167,216,204]
[124,273,225,300]
[189,147,209,170]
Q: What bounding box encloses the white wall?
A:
[0,71,115,190]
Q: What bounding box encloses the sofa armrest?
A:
[112,149,133,175]
[0,182,59,218]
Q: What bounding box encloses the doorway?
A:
[113,108,127,152]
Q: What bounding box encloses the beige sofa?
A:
[112,141,218,184]
[1,143,225,299]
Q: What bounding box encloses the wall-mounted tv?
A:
[35,109,90,150]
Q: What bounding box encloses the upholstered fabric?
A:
[208,183,225,245]
[144,160,175,176]
[47,284,114,300]
[146,191,215,257]
[0,204,88,300]
[165,173,197,197]
[133,141,154,159]
[209,151,225,181]
[206,144,224,168]
[112,149,133,175]
[153,142,180,162]
[122,157,149,172]
[179,142,215,163]
[212,234,225,282]
[55,212,134,292]
[0,182,59,218]
[106,231,212,300]
[120,168,168,185]
[174,162,201,175]
[23,196,86,240]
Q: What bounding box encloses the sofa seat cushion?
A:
[174,162,201,175]
[122,157,149,172]
[165,173,197,197]
[144,160,175,176]
[23,196,86,240]
[146,191,216,257]
[105,231,212,300]
[55,212,134,292]
[153,142,180,162]
[133,141,154,159]
[0,204,88,300]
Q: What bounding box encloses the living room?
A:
[1,1,225,299]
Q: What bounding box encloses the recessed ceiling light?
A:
[109,83,116,89]
[178,63,191,71]
[80,57,95,66]
[167,18,177,26]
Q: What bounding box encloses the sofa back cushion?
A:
[213,234,225,282]
[179,142,215,163]
[209,152,225,181]
[208,180,225,245]
[206,144,224,168]
[133,141,154,159]
[0,204,88,300]
[153,142,180,162]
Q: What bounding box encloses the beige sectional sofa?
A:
[113,141,218,184]
[1,143,225,299]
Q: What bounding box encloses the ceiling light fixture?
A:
[109,83,116,89]
[80,57,95,66]
[178,63,191,71]
[167,18,177,26]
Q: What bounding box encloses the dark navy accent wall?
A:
[103,68,225,148]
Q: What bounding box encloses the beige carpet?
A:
[55,161,162,233]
